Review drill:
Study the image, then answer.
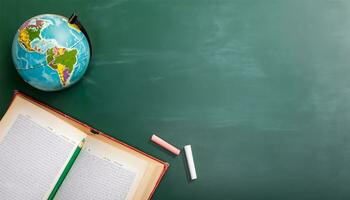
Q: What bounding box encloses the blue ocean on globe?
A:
[12,14,90,91]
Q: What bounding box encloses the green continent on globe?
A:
[46,47,78,86]
[18,20,45,52]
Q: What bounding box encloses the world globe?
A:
[12,14,91,91]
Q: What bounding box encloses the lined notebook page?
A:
[55,150,137,200]
[0,114,76,199]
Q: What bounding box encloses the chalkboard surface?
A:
[1,1,350,199]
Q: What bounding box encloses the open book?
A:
[0,91,168,200]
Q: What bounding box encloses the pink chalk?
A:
[151,134,181,155]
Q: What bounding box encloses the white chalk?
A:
[184,145,197,180]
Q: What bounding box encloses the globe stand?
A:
[68,13,92,60]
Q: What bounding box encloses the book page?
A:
[55,136,148,200]
[0,95,86,199]
[88,134,168,200]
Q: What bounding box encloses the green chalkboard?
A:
[1,0,350,199]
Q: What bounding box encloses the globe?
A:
[12,14,91,91]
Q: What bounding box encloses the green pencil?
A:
[48,139,85,200]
